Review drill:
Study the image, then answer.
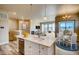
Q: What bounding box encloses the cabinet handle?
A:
[29,46,32,48]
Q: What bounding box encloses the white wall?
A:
[0,12,9,45]
[30,18,55,31]
[8,19,17,31]
[30,5,57,31]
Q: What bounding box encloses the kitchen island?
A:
[17,34,56,55]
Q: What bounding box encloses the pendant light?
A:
[43,4,48,20]
[30,4,32,19]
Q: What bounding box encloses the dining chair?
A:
[56,32,63,45]
[70,33,77,50]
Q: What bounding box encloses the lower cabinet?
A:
[31,42,40,55]
[39,45,48,55]
[39,45,54,55]
[25,40,54,55]
[25,40,39,55]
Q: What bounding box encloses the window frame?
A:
[40,21,55,33]
[59,20,75,31]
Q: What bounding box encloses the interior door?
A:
[0,18,9,45]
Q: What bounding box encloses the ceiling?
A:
[0,4,58,20]
[0,4,79,20]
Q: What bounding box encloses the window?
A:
[59,21,66,31]
[40,22,55,33]
[59,21,75,31]
[66,21,74,31]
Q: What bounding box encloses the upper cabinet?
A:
[19,19,30,33]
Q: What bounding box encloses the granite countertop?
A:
[16,35,56,47]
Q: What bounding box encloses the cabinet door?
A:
[25,41,39,55]
[31,42,39,55]
[47,45,54,55]
[39,45,48,55]
[25,40,33,55]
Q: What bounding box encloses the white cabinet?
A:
[25,40,39,55]
[25,40,32,55]
[31,42,39,55]
[39,45,54,55]
[25,40,54,55]
[39,45,48,55]
[47,45,54,55]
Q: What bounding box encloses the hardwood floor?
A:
[0,41,21,55]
